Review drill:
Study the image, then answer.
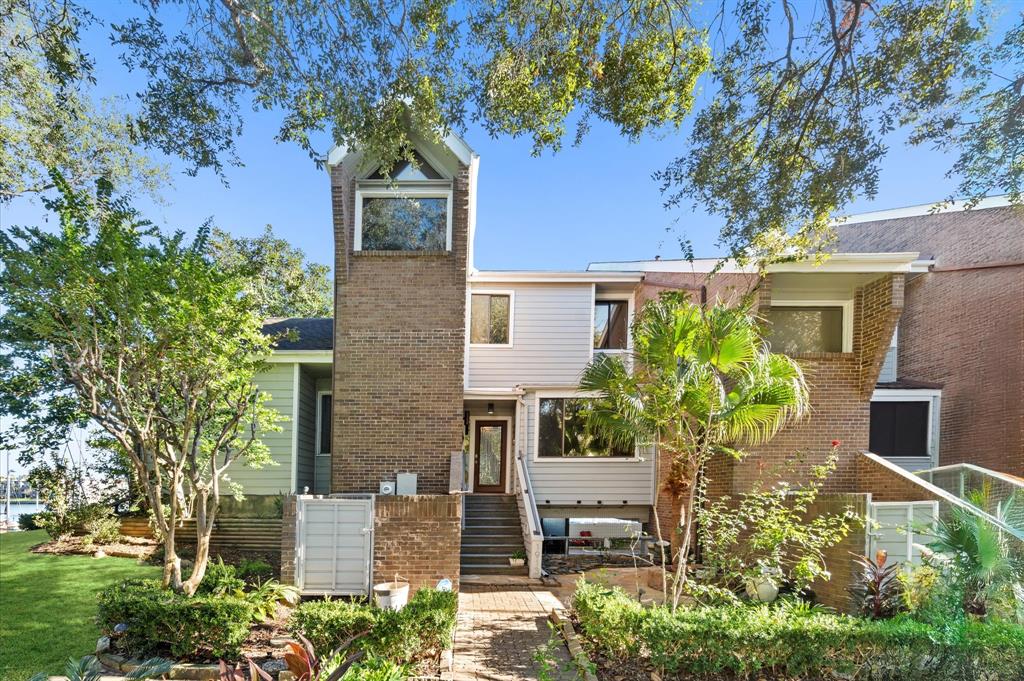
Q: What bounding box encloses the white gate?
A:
[868,500,938,567]
[296,497,374,595]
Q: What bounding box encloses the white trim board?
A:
[267,350,333,363]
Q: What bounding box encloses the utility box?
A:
[379,480,396,495]
[396,473,418,495]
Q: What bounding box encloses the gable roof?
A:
[262,318,334,351]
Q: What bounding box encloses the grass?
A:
[0,530,160,680]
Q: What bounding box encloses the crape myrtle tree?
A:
[6,0,1021,260]
[579,294,809,609]
[0,175,282,594]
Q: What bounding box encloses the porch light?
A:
[487,402,494,415]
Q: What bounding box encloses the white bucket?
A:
[373,580,410,610]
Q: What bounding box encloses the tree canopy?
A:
[4,0,1022,259]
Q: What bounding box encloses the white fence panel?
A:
[297,497,374,595]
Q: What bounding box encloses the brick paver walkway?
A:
[452,585,576,681]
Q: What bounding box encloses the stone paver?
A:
[452,585,576,681]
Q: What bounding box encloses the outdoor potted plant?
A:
[509,549,526,568]
[744,563,781,603]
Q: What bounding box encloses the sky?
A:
[0,2,994,478]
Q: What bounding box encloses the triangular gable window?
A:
[367,150,444,180]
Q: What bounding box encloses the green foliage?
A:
[850,550,904,619]
[26,456,88,539]
[82,513,122,547]
[29,655,173,681]
[206,226,332,319]
[580,295,808,606]
[96,579,255,660]
[290,588,458,663]
[196,558,298,622]
[17,511,40,530]
[573,580,1024,680]
[235,557,275,583]
[928,488,1024,618]
[290,599,378,653]
[340,657,409,681]
[0,176,282,593]
[699,452,858,594]
[246,579,301,622]
[196,558,248,598]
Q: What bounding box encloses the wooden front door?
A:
[473,420,507,493]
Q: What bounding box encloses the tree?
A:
[0,175,282,594]
[7,1,1022,260]
[206,225,332,319]
[579,294,809,609]
[0,1,166,200]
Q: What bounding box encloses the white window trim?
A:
[768,299,854,353]
[353,181,454,252]
[592,292,634,355]
[467,415,514,493]
[870,388,941,467]
[532,390,642,463]
[314,390,332,457]
[468,289,515,348]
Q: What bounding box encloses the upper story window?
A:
[354,151,453,252]
[594,300,629,350]
[537,397,633,458]
[764,304,847,354]
[870,400,930,458]
[470,293,512,345]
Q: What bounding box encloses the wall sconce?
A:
[487,402,494,415]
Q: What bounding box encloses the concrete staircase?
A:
[460,494,528,576]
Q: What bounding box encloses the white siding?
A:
[468,283,594,389]
[227,363,294,495]
[523,392,656,506]
[879,346,897,382]
[314,377,332,494]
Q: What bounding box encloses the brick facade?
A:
[329,163,469,495]
[374,495,462,592]
[280,494,297,585]
[837,206,1024,476]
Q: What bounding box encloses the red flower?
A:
[831,440,841,448]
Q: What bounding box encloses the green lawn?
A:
[0,530,159,680]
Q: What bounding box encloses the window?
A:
[357,193,450,251]
[317,393,332,455]
[594,300,628,350]
[537,397,633,458]
[870,401,929,458]
[470,293,511,345]
[765,305,844,354]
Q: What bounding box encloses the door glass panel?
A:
[478,426,503,487]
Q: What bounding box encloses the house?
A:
[835,198,1024,477]
[231,129,1008,606]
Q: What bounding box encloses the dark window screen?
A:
[318,393,332,454]
[870,401,929,457]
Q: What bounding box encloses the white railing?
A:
[917,462,1024,538]
[514,454,544,578]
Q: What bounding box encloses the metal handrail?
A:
[515,454,542,536]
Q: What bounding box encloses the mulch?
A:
[31,535,159,560]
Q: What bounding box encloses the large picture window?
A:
[537,397,633,458]
[764,305,845,354]
[594,300,628,350]
[357,193,450,251]
[470,293,511,345]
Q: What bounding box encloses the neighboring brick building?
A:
[836,199,1024,477]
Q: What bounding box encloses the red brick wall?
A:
[856,452,942,503]
[374,495,462,592]
[330,163,469,495]
[836,206,1024,476]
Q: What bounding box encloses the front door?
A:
[474,420,507,493]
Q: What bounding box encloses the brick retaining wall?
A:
[373,495,462,592]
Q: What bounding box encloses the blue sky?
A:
[0,2,976,275]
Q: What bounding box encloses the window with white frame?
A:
[537,397,633,458]
[593,300,629,350]
[354,152,452,252]
[764,305,847,354]
[870,400,930,458]
[470,293,512,345]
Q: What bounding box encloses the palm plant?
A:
[580,294,808,609]
[927,488,1024,617]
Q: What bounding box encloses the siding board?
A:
[227,363,294,495]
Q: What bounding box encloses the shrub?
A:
[290,599,377,653]
[196,558,247,597]
[17,512,40,531]
[850,550,904,619]
[235,557,274,583]
[572,580,1024,680]
[96,579,254,659]
[82,514,121,547]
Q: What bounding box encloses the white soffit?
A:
[588,252,921,275]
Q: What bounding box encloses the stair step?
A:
[460,564,529,576]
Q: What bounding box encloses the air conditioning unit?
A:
[379,480,396,495]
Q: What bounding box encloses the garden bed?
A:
[31,534,159,560]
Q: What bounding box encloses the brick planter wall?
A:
[373,495,462,592]
[280,494,297,585]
